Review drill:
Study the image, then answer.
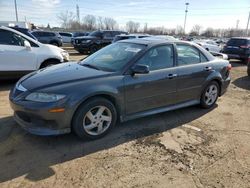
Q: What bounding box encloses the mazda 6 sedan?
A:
[9,39,231,140]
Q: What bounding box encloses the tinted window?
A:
[227,39,247,46]
[136,45,174,71]
[0,29,25,46]
[43,32,55,37]
[176,44,207,66]
[89,31,102,37]
[103,32,112,38]
[32,31,42,37]
[59,33,72,37]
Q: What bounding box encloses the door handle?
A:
[167,74,178,79]
[204,66,212,71]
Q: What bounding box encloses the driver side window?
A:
[135,45,174,71]
[0,30,25,46]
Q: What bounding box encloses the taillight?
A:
[240,45,250,49]
[227,64,232,71]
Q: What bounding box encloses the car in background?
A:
[59,32,73,43]
[112,34,150,43]
[222,37,250,64]
[9,27,37,40]
[0,26,69,79]
[9,38,231,139]
[71,32,89,45]
[31,31,63,47]
[194,40,221,52]
[73,30,128,54]
[153,35,178,41]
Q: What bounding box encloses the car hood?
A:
[74,36,96,40]
[20,62,111,90]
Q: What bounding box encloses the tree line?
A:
[56,11,249,38]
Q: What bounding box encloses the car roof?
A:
[118,37,186,45]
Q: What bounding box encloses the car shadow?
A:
[0,105,217,182]
[233,76,250,90]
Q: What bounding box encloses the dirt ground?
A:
[0,49,250,188]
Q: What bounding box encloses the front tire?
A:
[72,97,117,140]
[200,81,219,109]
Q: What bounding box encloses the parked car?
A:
[9,27,37,40]
[112,34,150,43]
[222,37,250,64]
[0,26,69,79]
[9,38,231,139]
[59,32,73,43]
[71,32,89,45]
[194,40,221,52]
[73,30,128,54]
[31,31,63,47]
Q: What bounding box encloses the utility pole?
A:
[246,11,250,36]
[236,19,239,29]
[14,0,18,22]
[76,4,80,23]
[183,2,189,35]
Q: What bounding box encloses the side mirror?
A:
[24,41,31,50]
[131,64,149,75]
[210,51,228,60]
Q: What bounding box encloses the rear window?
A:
[227,39,248,46]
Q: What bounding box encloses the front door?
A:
[124,45,178,115]
[0,29,37,72]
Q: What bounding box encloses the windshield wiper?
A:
[82,63,100,70]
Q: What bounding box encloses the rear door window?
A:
[176,44,208,66]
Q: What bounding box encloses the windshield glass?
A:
[79,42,146,72]
[89,31,102,37]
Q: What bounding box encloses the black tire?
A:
[241,58,249,64]
[40,60,59,69]
[247,66,250,76]
[200,81,220,109]
[90,45,98,54]
[72,97,117,140]
[78,49,86,55]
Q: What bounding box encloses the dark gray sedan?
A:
[9,39,231,139]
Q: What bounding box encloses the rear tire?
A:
[50,42,59,47]
[200,81,219,109]
[72,97,117,140]
[90,45,98,54]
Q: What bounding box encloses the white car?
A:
[194,40,221,53]
[59,32,73,43]
[0,26,69,79]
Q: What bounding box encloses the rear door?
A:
[124,45,178,115]
[0,29,37,72]
[175,44,213,103]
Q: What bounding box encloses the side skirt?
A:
[121,100,200,122]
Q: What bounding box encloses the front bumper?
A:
[9,99,72,136]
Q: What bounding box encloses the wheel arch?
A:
[39,58,61,69]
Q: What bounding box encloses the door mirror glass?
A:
[210,51,228,60]
[131,64,149,75]
[24,40,31,50]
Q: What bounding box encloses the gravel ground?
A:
[0,49,249,188]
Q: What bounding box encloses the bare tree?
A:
[97,16,104,29]
[83,15,96,31]
[103,17,118,30]
[126,21,140,33]
[190,24,202,36]
[175,25,184,36]
[57,11,75,29]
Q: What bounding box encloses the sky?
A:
[0,0,249,32]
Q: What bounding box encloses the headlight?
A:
[61,51,69,61]
[82,40,91,43]
[25,92,66,102]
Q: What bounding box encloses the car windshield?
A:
[89,31,102,37]
[79,42,146,72]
